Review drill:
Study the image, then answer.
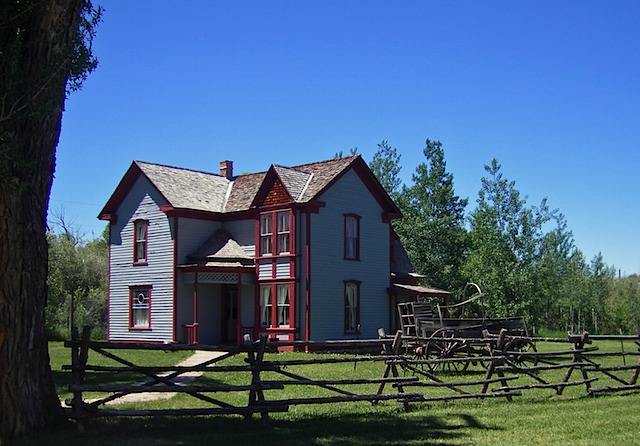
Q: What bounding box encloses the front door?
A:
[221,286,238,343]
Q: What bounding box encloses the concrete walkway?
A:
[66,350,226,406]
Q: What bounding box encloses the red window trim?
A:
[344,280,361,335]
[129,285,152,330]
[258,282,295,330]
[133,219,148,265]
[344,214,361,261]
[257,209,294,258]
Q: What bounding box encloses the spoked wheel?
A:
[409,344,427,373]
[505,339,538,366]
[425,330,470,374]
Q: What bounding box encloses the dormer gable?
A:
[251,165,298,208]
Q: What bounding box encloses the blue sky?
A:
[52,1,640,275]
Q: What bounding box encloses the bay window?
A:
[259,285,272,327]
[276,211,290,254]
[260,210,292,256]
[276,284,290,327]
[259,283,292,328]
[260,214,273,255]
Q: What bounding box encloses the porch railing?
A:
[183,323,198,344]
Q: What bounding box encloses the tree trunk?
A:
[0,0,87,439]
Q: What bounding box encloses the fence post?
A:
[481,329,513,401]
[560,331,591,395]
[246,334,270,423]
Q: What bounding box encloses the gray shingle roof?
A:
[136,161,230,213]
[131,156,361,215]
[293,156,358,202]
[273,165,312,201]
[187,229,252,262]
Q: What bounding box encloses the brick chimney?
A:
[219,160,233,180]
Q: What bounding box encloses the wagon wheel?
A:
[425,329,471,374]
[411,344,427,373]
[505,338,538,367]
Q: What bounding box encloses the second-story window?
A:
[134,220,148,264]
[260,211,292,256]
[260,214,273,255]
[344,214,360,260]
[276,211,290,254]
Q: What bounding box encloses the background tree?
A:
[463,158,560,322]
[605,274,640,333]
[369,140,403,203]
[530,214,575,328]
[46,216,108,340]
[0,0,100,438]
[394,140,469,291]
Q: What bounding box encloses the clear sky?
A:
[52,1,640,276]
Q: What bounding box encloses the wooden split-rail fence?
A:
[63,327,640,428]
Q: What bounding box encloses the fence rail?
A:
[63,327,640,429]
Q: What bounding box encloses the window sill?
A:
[132,261,148,266]
[129,327,151,331]
[257,253,295,260]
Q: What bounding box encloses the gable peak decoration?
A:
[258,169,293,207]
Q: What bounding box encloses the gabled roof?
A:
[273,165,312,201]
[136,162,230,212]
[99,155,401,219]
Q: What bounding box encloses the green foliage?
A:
[368,142,630,333]
[464,159,571,325]
[603,274,640,333]
[369,140,402,202]
[370,139,469,290]
[46,223,108,340]
[334,147,359,158]
[0,1,102,127]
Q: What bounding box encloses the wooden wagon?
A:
[397,284,535,372]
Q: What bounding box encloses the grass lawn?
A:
[12,339,640,446]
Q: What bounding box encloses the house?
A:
[99,155,441,345]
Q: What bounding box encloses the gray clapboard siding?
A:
[309,169,391,340]
[177,218,221,263]
[223,219,255,256]
[108,176,175,342]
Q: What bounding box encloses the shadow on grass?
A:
[13,410,501,446]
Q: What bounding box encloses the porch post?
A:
[236,274,243,345]
[192,272,199,344]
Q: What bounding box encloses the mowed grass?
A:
[14,339,640,446]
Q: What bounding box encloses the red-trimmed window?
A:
[344,280,361,334]
[259,283,292,328]
[276,284,290,327]
[344,214,360,260]
[133,219,148,264]
[276,211,290,254]
[130,286,151,329]
[259,285,272,327]
[260,210,292,256]
[260,214,273,255]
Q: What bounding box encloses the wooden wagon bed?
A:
[398,302,529,339]
[397,300,533,373]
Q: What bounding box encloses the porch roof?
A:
[181,229,254,268]
[388,283,451,297]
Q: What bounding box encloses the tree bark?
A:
[0,0,87,439]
